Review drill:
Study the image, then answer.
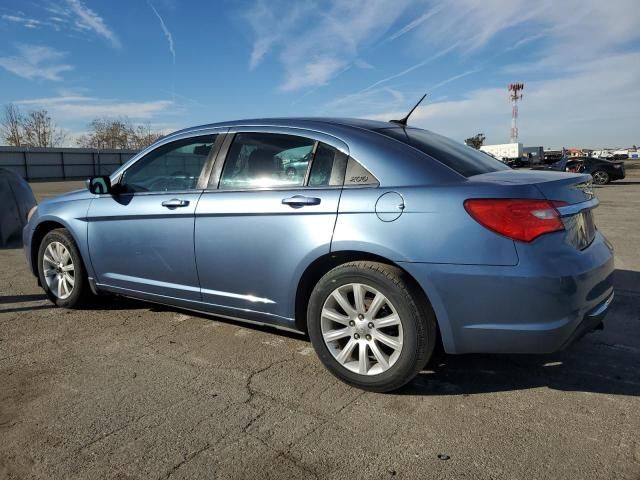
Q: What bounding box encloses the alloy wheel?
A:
[42,241,75,299]
[320,283,403,376]
[592,171,608,185]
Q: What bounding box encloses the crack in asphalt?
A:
[163,442,212,479]
[248,432,320,480]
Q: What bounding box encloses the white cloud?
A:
[395,0,639,63]
[245,0,413,91]
[147,0,175,64]
[315,0,640,148]
[14,95,175,120]
[366,53,640,148]
[325,86,407,114]
[384,5,444,43]
[281,57,348,92]
[0,44,73,81]
[325,69,478,116]
[245,0,313,71]
[64,0,121,48]
[1,14,42,28]
[3,3,119,44]
[357,42,462,95]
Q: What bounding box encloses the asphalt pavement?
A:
[1,169,639,479]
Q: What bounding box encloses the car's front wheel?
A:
[307,261,436,392]
[37,228,91,308]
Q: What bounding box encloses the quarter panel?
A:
[333,186,520,266]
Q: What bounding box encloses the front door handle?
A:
[282,195,321,208]
[161,198,190,209]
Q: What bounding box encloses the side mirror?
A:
[87,175,112,195]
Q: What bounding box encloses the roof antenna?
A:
[390,93,428,127]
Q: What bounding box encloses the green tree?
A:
[464,133,486,149]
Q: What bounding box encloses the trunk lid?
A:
[470,170,597,249]
[470,170,594,204]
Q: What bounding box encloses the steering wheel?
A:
[148,177,168,192]
[167,171,193,190]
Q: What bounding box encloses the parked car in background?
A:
[506,156,530,169]
[582,157,626,184]
[533,156,625,185]
[531,158,572,172]
[23,118,614,392]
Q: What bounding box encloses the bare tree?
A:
[22,109,67,147]
[1,104,25,146]
[77,117,163,150]
[131,122,164,150]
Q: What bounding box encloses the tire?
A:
[592,170,609,185]
[37,228,92,308]
[307,261,436,392]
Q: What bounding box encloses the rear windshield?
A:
[375,127,510,177]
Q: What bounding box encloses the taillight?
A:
[464,198,567,242]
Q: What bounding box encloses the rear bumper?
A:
[612,169,625,180]
[400,231,615,354]
[558,292,612,349]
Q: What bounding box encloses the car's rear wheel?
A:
[307,261,436,392]
[38,228,91,308]
[592,170,609,185]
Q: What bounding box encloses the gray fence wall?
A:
[0,147,138,181]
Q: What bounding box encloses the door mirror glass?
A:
[87,176,112,194]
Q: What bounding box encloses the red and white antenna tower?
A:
[508,83,524,143]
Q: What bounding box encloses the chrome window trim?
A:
[301,141,319,187]
[225,125,349,156]
[200,185,345,194]
[109,127,229,185]
[207,127,351,191]
[556,197,599,217]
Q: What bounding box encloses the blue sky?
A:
[1,0,639,148]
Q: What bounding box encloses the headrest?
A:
[247,149,275,177]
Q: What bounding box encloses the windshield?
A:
[375,127,511,177]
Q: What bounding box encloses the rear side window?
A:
[220,133,314,189]
[376,127,510,177]
[219,132,345,189]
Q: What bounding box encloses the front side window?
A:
[120,135,216,193]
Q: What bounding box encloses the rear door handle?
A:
[161,198,190,209]
[282,195,321,208]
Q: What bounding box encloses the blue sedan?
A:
[23,118,614,392]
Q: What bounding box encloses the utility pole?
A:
[508,83,524,143]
